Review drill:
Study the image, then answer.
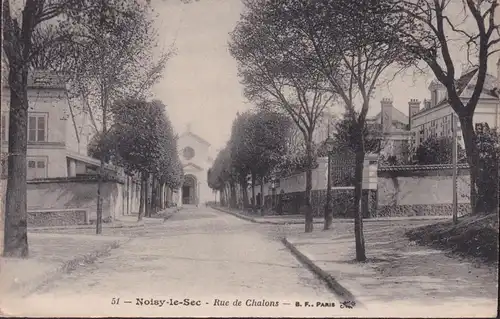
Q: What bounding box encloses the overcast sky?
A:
[151,0,500,151]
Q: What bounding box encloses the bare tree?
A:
[390,0,500,214]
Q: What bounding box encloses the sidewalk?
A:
[284,222,498,317]
[0,232,129,300]
[211,206,450,225]
[29,207,181,231]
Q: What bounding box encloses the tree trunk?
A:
[459,114,481,214]
[304,136,314,233]
[353,147,367,262]
[324,153,333,230]
[251,172,256,212]
[96,159,105,234]
[160,183,165,210]
[138,173,147,221]
[241,178,249,208]
[145,173,151,217]
[260,176,265,216]
[3,66,29,257]
[139,174,145,218]
[126,176,130,215]
[150,176,156,215]
[230,182,237,208]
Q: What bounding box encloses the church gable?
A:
[183,162,203,171]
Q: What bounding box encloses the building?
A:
[367,98,412,162]
[1,70,104,179]
[410,67,500,148]
[1,69,142,223]
[177,124,215,206]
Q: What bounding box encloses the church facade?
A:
[176,126,215,206]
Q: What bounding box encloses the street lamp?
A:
[324,135,335,230]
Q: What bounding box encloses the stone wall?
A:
[27,175,139,225]
[27,209,88,227]
[375,164,471,217]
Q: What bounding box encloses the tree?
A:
[61,0,169,232]
[2,0,91,257]
[475,128,499,214]
[249,110,291,213]
[228,111,254,208]
[228,109,291,212]
[387,0,500,214]
[89,99,182,221]
[415,135,465,165]
[231,0,408,260]
[331,113,384,155]
[229,0,335,233]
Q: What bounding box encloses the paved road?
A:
[7,207,347,317]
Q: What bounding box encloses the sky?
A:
[151,0,500,151]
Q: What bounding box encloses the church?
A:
[176,124,215,206]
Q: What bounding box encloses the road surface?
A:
[5,207,349,317]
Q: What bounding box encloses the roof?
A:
[183,162,203,171]
[3,69,66,90]
[368,105,409,131]
[422,69,498,112]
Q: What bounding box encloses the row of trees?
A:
[229,0,499,261]
[2,0,175,257]
[88,98,183,221]
[207,109,292,211]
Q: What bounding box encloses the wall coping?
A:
[378,164,469,172]
[28,175,125,184]
[28,208,87,213]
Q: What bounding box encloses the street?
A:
[4,207,350,317]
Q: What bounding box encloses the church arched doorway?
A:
[182,174,198,205]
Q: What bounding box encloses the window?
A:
[183,147,195,160]
[27,158,47,179]
[1,114,6,141]
[28,114,47,142]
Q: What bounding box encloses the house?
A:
[366,98,412,162]
[1,70,103,179]
[409,66,500,148]
[1,69,141,224]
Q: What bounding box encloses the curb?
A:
[10,238,130,298]
[281,237,362,307]
[211,206,449,225]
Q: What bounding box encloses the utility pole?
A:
[452,113,458,224]
[324,117,334,230]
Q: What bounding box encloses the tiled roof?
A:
[2,69,66,89]
[432,68,498,108]
[28,70,66,89]
[378,163,469,172]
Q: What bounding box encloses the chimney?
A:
[408,99,421,129]
[380,98,393,133]
[423,99,431,109]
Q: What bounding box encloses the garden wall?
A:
[26,175,138,226]
[375,164,471,217]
